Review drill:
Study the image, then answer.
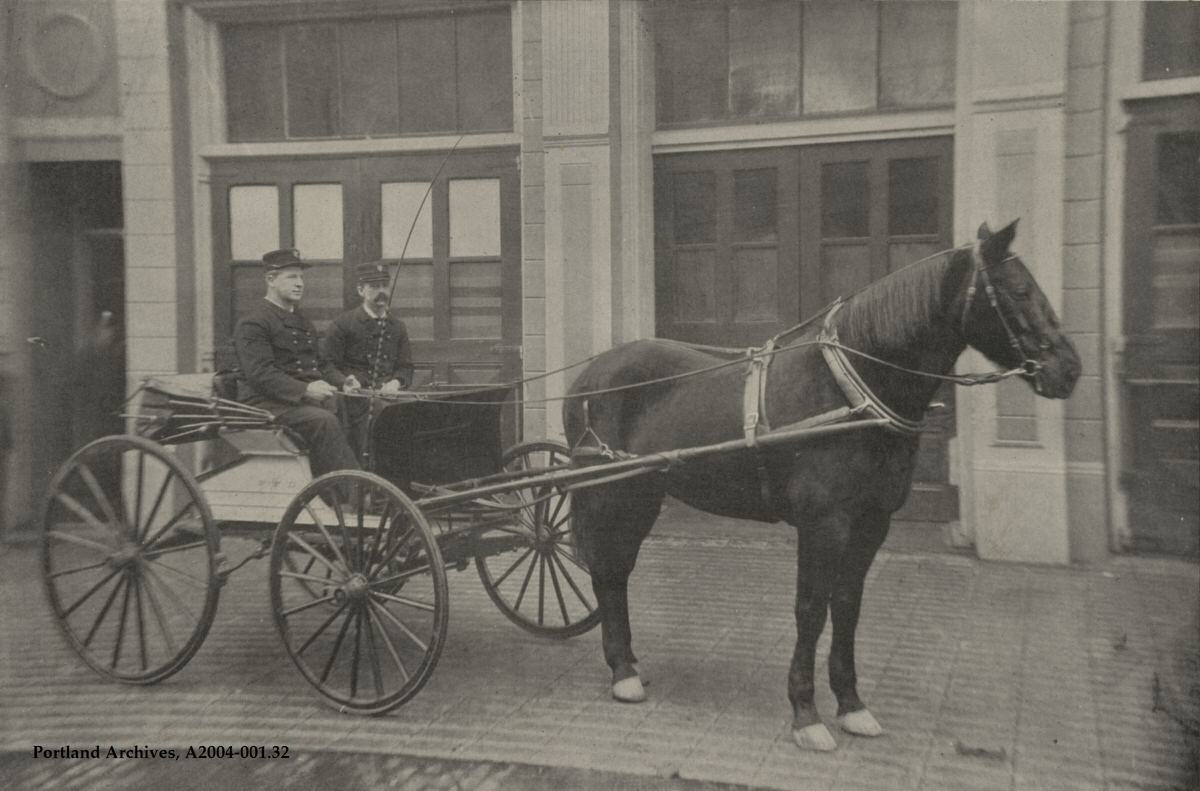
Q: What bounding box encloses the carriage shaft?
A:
[415,417,892,510]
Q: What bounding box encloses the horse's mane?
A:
[835,247,965,351]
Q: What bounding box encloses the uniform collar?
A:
[264,297,296,314]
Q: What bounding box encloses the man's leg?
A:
[273,404,361,477]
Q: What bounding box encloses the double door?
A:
[655,137,957,524]
[210,150,522,391]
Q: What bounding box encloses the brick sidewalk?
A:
[1,528,1196,790]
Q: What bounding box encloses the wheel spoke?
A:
[133,572,149,672]
[369,596,429,653]
[302,504,351,576]
[328,490,356,573]
[553,544,590,574]
[52,495,116,544]
[366,602,409,682]
[142,565,197,623]
[140,567,178,657]
[372,590,435,613]
[141,540,208,560]
[138,468,175,542]
[548,550,594,611]
[281,594,335,618]
[349,606,363,699]
[285,531,347,581]
[368,564,432,590]
[76,463,123,532]
[490,546,535,589]
[355,484,367,573]
[369,522,416,577]
[279,570,340,587]
[141,501,199,552]
[48,558,111,579]
[363,602,384,699]
[132,451,146,536]
[537,552,546,626]
[62,564,124,618]
[82,573,126,648]
[318,605,356,684]
[295,601,349,656]
[365,501,392,571]
[111,570,134,669]
[545,549,570,626]
[145,559,207,589]
[513,548,538,612]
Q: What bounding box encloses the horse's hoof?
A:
[838,708,883,737]
[611,676,646,703]
[792,723,837,752]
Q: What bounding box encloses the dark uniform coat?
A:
[324,307,414,389]
[235,299,346,405]
[233,299,358,476]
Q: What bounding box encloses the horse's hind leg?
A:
[575,477,663,703]
[788,513,851,751]
[828,510,889,737]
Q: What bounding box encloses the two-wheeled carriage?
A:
[40,377,599,714]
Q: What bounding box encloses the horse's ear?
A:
[977,222,992,241]
[980,218,1019,260]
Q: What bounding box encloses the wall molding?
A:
[653,110,954,154]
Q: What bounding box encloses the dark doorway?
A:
[28,161,125,503]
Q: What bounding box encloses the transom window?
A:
[1143,1,1200,82]
[654,0,956,127]
[223,10,513,142]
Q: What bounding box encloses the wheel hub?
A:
[340,574,369,602]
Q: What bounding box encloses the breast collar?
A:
[740,300,922,446]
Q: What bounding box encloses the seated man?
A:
[234,248,360,478]
[324,261,415,462]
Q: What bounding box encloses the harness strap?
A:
[819,302,923,436]
[742,339,777,515]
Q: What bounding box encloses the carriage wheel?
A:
[41,435,220,684]
[475,441,600,638]
[270,470,448,715]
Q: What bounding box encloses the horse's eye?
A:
[1011,286,1031,300]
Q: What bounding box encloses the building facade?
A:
[1,0,1196,562]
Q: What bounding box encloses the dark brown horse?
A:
[562,221,1080,751]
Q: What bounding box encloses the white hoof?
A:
[792,723,837,752]
[612,676,646,703]
[838,709,883,737]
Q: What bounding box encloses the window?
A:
[654,0,956,127]
[1143,1,1200,82]
[223,10,513,142]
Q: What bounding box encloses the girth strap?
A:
[742,339,777,515]
[818,301,922,436]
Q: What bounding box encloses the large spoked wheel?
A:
[474,441,600,638]
[270,470,448,715]
[41,435,220,684]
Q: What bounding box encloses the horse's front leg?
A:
[828,509,889,738]
[788,513,850,751]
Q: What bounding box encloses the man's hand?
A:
[342,375,362,393]
[304,380,337,403]
[380,379,402,395]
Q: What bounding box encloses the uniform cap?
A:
[356,261,392,285]
[263,248,310,271]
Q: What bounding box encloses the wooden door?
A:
[799,137,956,523]
[1121,97,1199,557]
[655,148,799,346]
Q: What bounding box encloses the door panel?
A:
[800,137,956,523]
[1122,97,1200,557]
[655,148,799,347]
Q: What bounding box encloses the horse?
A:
[562,220,1080,751]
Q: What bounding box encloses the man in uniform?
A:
[234,248,360,477]
[324,261,415,460]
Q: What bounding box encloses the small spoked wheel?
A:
[270,470,448,715]
[41,435,220,683]
[475,441,600,638]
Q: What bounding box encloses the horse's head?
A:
[960,220,1081,399]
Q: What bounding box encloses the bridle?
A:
[959,243,1047,385]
